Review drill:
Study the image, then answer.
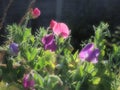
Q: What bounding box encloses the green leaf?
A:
[44,75,63,88]
[75,81,81,90]
[24,49,31,61]
[79,65,84,77]
[35,56,46,69]
[73,50,79,60]
[23,46,38,62]
[30,48,38,61]
[86,63,95,74]
[91,77,101,85]
[34,73,44,88]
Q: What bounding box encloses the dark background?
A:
[0,0,120,49]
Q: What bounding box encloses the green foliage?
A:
[94,22,110,59]
[7,24,35,44]
[0,21,120,90]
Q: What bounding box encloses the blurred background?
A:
[0,0,120,49]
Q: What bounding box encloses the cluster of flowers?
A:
[9,7,100,89]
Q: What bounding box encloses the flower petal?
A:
[42,34,57,51]
[79,43,94,60]
[23,74,35,89]
[9,42,19,56]
[49,20,70,38]
[45,40,57,51]
[42,34,54,45]
[90,57,98,64]
[50,19,57,29]
[32,8,41,19]
[86,48,100,63]
[79,43,100,64]
[81,43,94,52]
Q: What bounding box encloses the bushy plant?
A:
[0,8,120,90]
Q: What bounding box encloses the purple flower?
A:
[9,42,19,56]
[79,43,100,63]
[23,74,35,89]
[42,34,57,51]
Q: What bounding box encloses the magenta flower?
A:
[9,42,19,56]
[31,8,41,19]
[23,74,35,89]
[50,20,70,39]
[42,34,57,51]
[79,43,100,64]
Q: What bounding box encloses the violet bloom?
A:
[9,42,19,56]
[79,43,100,64]
[42,34,57,51]
[23,74,35,89]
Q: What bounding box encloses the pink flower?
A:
[50,20,70,39]
[31,8,41,19]
[23,74,35,89]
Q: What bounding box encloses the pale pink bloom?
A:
[31,8,41,19]
[50,20,70,39]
